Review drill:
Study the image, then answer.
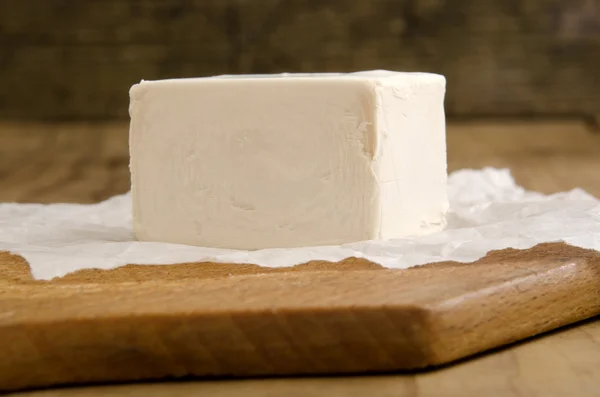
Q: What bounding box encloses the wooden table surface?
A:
[1,120,600,396]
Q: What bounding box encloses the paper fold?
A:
[1,168,598,280]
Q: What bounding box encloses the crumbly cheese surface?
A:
[129,70,448,249]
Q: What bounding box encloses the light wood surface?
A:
[1,243,599,392]
[7,318,600,397]
[1,121,600,396]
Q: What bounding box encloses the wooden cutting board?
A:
[1,242,599,392]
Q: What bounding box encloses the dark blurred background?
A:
[1,0,599,123]
[1,0,600,205]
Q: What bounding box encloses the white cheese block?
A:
[129,70,449,250]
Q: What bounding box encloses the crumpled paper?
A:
[1,168,599,280]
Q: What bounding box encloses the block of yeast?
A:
[129,70,449,250]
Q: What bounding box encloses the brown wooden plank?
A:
[7,330,600,397]
[5,318,600,397]
[0,242,599,392]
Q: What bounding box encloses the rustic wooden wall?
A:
[1,0,599,121]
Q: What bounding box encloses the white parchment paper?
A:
[1,168,599,280]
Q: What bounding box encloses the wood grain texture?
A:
[1,121,600,395]
[9,318,600,397]
[0,243,599,392]
[1,0,600,120]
